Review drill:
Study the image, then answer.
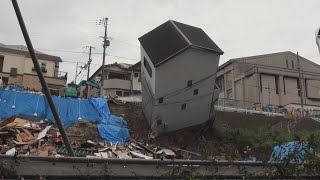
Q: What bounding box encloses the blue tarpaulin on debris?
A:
[269,141,313,163]
[0,89,129,143]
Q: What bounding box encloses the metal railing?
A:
[215,98,320,120]
[55,70,68,80]
[215,98,284,114]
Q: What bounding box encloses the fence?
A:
[214,98,320,120]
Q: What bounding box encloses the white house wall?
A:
[150,47,220,132]
[140,46,156,95]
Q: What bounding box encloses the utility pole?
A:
[96,17,110,97]
[85,46,94,98]
[11,0,74,156]
[74,62,78,84]
[297,52,304,117]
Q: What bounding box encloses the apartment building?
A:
[0,43,67,91]
[216,51,320,109]
[88,62,141,97]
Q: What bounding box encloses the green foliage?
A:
[222,128,320,161]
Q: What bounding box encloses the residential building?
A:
[88,62,141,97]
[138,20,223,133]
[216,51,320,109]
[0,43,67,92]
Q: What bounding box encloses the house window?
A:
[194,89,198,95]
[143,57,152,78]
[283,77,286,94]
[275,76,279,94]
[134,73,139,77]
[260,74,262,92]
[10,68,17,76]
[116,91,122,96]
[0,56,4,73]
[123,91,130,96]
[291,60,294,69]
[109,72,127,80]
[216,76,224,90]
[40,63,47,73]
[181,103,186,110]
[159,97,163,103]
[286,60,289,68]
[187,80,193,87]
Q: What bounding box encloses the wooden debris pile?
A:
[0,116,187,160]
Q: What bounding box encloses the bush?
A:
[222,128,320,161]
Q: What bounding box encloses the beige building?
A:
[216,51,320,108]
[88,62,141,97]
[0,44,67,92]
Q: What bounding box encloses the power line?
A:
[39,48,139,61]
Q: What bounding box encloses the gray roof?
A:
[0,43,62,62]
[138,20,223,67]
[218,51,320,70]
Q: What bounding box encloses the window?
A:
[260,74,262,92]
[283,77,286,94]
[194,89,198,95]
[0,56,4,72]
[275,76,279,94]
[286,60,289,68]
[10,68,17,76]
[291,60,294,69]
[143,57,152,78]
[216,76,224,90]
[116,91,122,96]
[109,72,127,80]
[181,103,186,110]
[123,91,130,96]
[38,62,47,73]
[134,73,139,77]
[187,80,193,87]
[159,97,163,103]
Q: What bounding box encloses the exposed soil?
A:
[108,102,223,159]
[65,121,102,147]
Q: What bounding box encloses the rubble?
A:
[0,115,189,160]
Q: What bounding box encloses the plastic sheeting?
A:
[0,89,129,143]
[269,141,313,163]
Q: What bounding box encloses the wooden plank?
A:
[0,116,16,127]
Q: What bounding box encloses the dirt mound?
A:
[108,102,150,141]
[66,121,102,147]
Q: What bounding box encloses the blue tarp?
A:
[269,141,313,163]
[0,89,129,143]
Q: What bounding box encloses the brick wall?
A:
[0,72,23,85]
[22,74,66,91]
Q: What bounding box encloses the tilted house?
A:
[138,20,223,133]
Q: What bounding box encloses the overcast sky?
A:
[1,0,319,83]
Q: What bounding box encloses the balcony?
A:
[103,79,131,90]
[54,71,68,80]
